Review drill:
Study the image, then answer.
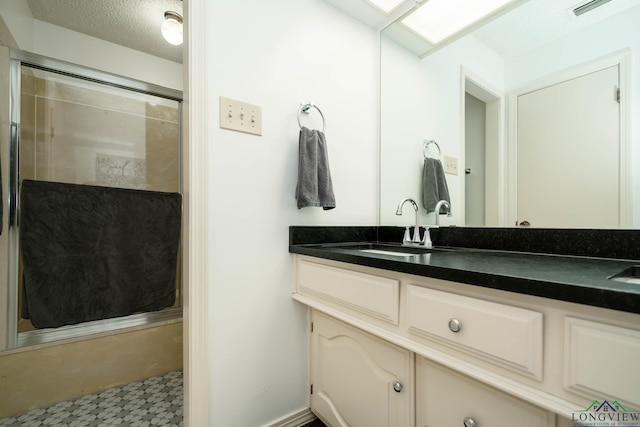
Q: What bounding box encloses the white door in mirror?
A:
[516,65,620,228]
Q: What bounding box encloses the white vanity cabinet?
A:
[293,255,640,426]
[564,317,640,409]
[416,358,555,427]
[296,258,400,325]
[406,285,543,379]
[310,311,414,427]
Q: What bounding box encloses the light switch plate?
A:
[219,96,262,136]
[443,155,458,175]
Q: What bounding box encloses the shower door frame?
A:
[5,48,184,350]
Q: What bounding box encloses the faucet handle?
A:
[403,226,412,244]
[421,226,433,249]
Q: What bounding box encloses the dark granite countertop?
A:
[289,226,640,315]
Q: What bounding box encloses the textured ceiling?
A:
[26,0,183,63]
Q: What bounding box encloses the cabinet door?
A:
[416,357,555,427]
[564,316,640,408]
[311,311,414,427]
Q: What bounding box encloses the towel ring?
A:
[423,139,441,159]
[298,102,326,133]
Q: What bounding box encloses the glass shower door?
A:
[7,51,183,347]
[19,66,180,192]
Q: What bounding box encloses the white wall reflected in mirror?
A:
[380,0,640,229]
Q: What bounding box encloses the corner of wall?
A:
[0,0,35,51]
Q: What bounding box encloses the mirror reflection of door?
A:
[516,65,620,228]
[465,93,486,226]
[464,77,501,227]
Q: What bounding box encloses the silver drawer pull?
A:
[448,318,462,333]
[392,381,403,392]
[463,417,476,427]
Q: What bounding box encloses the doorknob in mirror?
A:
[463,416,476,427]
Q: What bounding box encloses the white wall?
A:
[0,0,34,50]
[203,0,378,425]
[380,34,504,226]
[32,21,182,91]
[0,2,182,91]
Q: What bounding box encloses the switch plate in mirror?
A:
[444,155,458,175]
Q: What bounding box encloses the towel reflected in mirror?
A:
[422,157,450,214]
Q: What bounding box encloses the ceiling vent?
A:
[572,0,613,16]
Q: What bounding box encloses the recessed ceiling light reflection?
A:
[402,0,513,44]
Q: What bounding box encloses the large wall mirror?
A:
[380,0,640,229]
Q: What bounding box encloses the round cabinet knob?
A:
[463,417,476,427]
[392,381,403,393]
[448,318,462,333]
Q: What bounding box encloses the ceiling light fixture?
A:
[401,0,512,45]
[161,11,183,46]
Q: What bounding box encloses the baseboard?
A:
[262,407,316,427]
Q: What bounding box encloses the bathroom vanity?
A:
[289,226,640,427]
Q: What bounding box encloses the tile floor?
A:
[0,370,183,426]
[0,370,327,427]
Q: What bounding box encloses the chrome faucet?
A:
[433,200,452,226]
[395,197,431,248]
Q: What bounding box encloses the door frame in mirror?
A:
[506,51,631,228]
[461,67,506,227]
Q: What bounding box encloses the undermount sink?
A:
[320,242,444,257]
[608,266,640,284]
[358,248,424,257]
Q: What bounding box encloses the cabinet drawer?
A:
[297,260,400,324]
[564,317,640,408]
[416,357,555,427]
[406,285,543,379]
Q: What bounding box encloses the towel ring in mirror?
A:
[423,139,441,159]
[298,102,326,133]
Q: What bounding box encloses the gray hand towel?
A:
[422,157,450,213]
[295,126,335,210]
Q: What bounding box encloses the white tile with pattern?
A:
[0,370,183,426]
